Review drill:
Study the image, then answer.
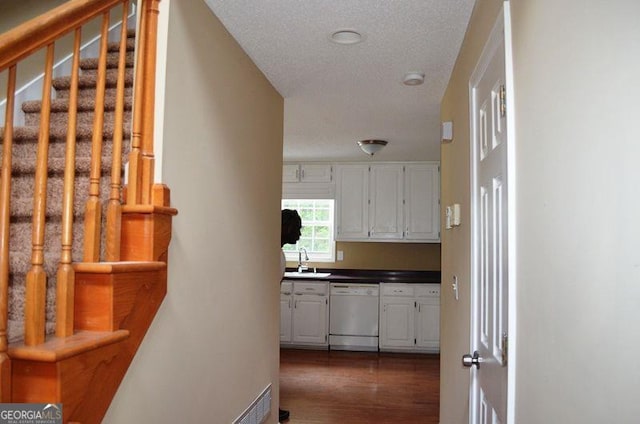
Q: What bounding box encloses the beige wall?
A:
[104,0,284,423]
[441,0,640,422]
[289,242,441,271]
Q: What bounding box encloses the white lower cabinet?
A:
[379,283,440,352]
[281,281,329,348]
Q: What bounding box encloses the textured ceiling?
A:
[203,0,475,162]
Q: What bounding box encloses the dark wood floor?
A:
[279,349,440,424]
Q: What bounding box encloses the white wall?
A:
[103,0,284,422]
[441,0,640,422]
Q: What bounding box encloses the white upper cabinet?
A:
[283,164,300,183]
[369,164,404,240]
[335,164,370,240]
[283,163,332,183]
[404,163,440,241]
[335,162,440,242]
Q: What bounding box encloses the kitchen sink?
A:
[284,271,331,279]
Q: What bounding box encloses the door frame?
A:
[468,2,517,423]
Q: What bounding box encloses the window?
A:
[282,199,335,262]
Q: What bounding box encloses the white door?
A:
[467,5,512,423]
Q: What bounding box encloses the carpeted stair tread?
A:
[7,319,57,344]
[9,250,75,279]
[52,68,134,91]
[8,221,85,265]
[107,37,135,53]
[80,51,135,70]
[10,154,122,175]
[0,123,132,142]
[22,96,133,114]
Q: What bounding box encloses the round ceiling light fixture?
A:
[357,139,388,156]
[403,72,425,86]
[330,29,364,45]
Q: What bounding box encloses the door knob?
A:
[462,351,481,368]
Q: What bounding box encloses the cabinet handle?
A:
[301,169,305,179]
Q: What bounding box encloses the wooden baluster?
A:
[25,44,55,346]
[105,1,129,261]
[56,28,82,338]
[0,65,17,400]
[83,13,110,262]
[139,0,161,205]
[126,0,148,206]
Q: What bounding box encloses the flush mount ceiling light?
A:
[358,139,388,156]
[330,29,363,45]
[403,72,425,86]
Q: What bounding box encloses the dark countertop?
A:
[283,268,441,284]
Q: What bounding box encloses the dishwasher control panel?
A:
[330,284,379,296]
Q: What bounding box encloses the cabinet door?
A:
[404,163,440,241]
[300,164,332,182]
[416,299,440,351]
[292,294,328,344]
[280,294,292,343]
[283,164,300,182]
[335,165,369,240]
[380,297,415,348]
[369,164,404,239]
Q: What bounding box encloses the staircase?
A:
[4,29,136,345]
[0,1,175,422]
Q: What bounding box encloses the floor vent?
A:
[232,383,272,424]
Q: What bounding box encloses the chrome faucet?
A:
[298,247,309,273]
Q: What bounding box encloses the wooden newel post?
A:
[121,185,177,262]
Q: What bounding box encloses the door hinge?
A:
[499,84,506,117]
[501,332,508,366]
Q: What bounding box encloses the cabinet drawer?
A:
[293,281,328,295]
[381,284,414,297]
[281,281,293,294]
[415,284,440,298]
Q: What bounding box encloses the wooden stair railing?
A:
[0,0,176,420]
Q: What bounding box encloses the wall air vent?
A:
[232,384,272,424]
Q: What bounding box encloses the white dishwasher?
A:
[329,283,379,351]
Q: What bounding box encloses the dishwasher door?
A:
[329,283,379,351]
